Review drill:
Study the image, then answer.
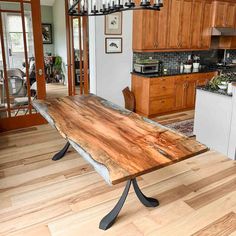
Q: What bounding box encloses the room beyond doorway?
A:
[40,0,89,99]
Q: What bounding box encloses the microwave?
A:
[134,63,160,74]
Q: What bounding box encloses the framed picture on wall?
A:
[105,12,122,35]
[105,37,122,54]
[42,23,53,44]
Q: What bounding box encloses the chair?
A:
[122,87,135,112]
[7,69,27,97]
[14,82,37,116]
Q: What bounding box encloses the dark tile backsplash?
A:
[133,49,236,70]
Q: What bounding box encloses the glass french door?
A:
[66,0,89,95]
[0,0,46,132]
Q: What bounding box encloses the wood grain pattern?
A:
[33,94,207,185]
[185,177,236,210]
[192,212,236,236]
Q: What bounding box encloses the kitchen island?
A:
[194,84,236,160]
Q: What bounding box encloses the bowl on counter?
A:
[193,62,200,69]
[218,84,228,90]
[184,64,192,70]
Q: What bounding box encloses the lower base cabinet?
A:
[131,72,217,117]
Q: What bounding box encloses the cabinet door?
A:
[133,11,158,50]
[201,1,212,49]
[186,80,197,108]
[226,3,236,28]
[191,0,204,49]
[168,0,182,48]
[230,37,236,49]
[156,0,169,49]
[175,81,186,109]
[212,1,227,27]
[180,0,192,48]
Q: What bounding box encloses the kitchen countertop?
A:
[131,67,217,78]
[197,86,232,97]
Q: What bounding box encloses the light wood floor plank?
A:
[0,124,235,236]
[192,212,236,236]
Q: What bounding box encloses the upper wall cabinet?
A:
[133,0,170,51]
[212,0,236,49]
[133,0,212,51]
[212,0,236,28]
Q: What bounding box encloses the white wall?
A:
[41,5,54,55]
[52,0,67,85]
[89,12,133,107]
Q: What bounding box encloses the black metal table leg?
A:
[99,178,159,230]
[52,141,70,161]
[132,178,159,207]
[99,180,132,230]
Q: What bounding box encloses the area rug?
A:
[165,119,194,137]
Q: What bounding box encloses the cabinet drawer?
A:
[150,77,176,86]
[150,97,175,114]
[150,84,175,98]
[184,72,216,81]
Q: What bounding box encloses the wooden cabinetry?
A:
[168,0,182,48]
[132,72,216,117]
[201,1,213,49]
[133,0,212,51]
[190,0,204,49]
[211,0,236,49]
[133,0,169,51]
[212,0,236,28]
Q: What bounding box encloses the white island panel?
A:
[228,85,236,160]
[194,89,232,156]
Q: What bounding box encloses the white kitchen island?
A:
[194,84,236,160]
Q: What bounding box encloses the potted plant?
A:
[207,74,231,90]
[53,56,64,83]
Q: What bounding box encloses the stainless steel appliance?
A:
[134,62,161,74]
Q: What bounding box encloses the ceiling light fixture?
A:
[68,0,163,16]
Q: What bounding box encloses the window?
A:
[7,14,29,53]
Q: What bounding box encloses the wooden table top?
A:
[33,94,208,185]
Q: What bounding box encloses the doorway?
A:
[41,0,89,99]
[0,0,46,132]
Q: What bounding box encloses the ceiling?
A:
[40,0,55,6]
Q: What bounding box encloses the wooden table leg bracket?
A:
[99,178,159,230]
[52,141,70,161]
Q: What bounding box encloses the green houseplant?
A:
[53,56,64,83]
[207,74,231,90]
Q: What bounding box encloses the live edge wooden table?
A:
[32,94,208,231]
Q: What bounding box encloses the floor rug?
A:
[165,119,195,137]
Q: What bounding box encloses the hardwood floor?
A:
[46,83,80,98]
[153,110,195,125]
[0,124,236,236]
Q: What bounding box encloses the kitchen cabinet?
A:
[133,0,212,51]
[175,80,186,109]
[186,80,197,108]
[212,0,236,28]
[190,0,204,49]
[133,10,158,50]
[156,0,170,49]
[201,1,213,49]
[132,0,169,51]
[168,0,182,48]
[168,0,193,49]
[131,72,216,117]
